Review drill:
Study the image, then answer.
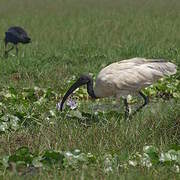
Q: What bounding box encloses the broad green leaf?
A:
[69,110,84,119]
[0,122,8,132]
[9,147,33,164]
[42,150,64,164]
[143,145,159,164]
[128,160,137,167]
[0,156,9,168]
[170,144,180,151]
[32,157,43,168]
[159,150,179,164]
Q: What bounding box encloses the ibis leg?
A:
[132,91,149,115]
[124,98,130,119]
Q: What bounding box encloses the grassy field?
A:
[0,0,180,179]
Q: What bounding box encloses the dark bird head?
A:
[60,75,96,111]
[21,36,31,44]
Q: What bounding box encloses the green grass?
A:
[0,0,180,179]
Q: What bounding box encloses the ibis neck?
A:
[87,78,97,99]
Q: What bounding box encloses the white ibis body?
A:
[60,58,177,118]
[4,26,31,57]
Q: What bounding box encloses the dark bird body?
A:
[4,26,31,57]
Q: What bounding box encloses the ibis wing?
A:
[94,58,177,97]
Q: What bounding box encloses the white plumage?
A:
[60,57,177,118]
[94,57,177,98]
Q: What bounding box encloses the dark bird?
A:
[4,26,31,57]
[60,58,177,119]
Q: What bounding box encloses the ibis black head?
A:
[76,74,92,84]
[60,75,96,111]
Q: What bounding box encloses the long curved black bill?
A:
[60,79,87,111]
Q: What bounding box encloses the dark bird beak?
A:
[28,38,31,43]
[60,77,88,111]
